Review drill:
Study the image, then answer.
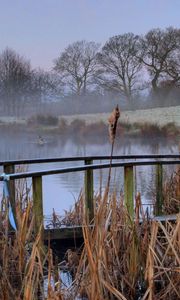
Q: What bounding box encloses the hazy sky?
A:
[0,0,180,70]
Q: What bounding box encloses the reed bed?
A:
[54,188,179,300]
[46,160,180,299]
[0,169,180,299]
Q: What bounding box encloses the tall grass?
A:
[54,186,180,300]
[0,184,179,299]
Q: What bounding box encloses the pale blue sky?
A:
[0,0,180,70]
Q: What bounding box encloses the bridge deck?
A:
[44,214,179,241]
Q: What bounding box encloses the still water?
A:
[0,127,179,217]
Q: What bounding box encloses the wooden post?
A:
[155,164,163,216]
[124,166,134,219]
[3,164,17,228]
[84,159,94,222]
[32,176,44,299]
[32,176,44,240]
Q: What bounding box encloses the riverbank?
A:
[0,106,180,140]
[1,105,180,126]
[59,105,180,127]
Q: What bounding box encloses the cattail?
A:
[107,105,120,190]
[108,105,120,143]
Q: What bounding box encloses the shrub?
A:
[69,119,86,132]
[161,122,179,137]
[28,114,59,126]
[139,123,164,137]
[59,117,68,132]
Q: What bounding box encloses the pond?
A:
[0,127,179,218]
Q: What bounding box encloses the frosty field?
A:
[61,105,180,127]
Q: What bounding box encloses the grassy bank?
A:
[1,105,180,129]
[27,105,180,139]
[0,106,180,141]
[59,105,180,127]
[28,115,180,140]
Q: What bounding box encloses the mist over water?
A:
[0,126,179,217]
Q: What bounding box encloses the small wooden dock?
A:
[0,154,180,244]
[44,212,180,242]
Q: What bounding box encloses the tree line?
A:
[0,27,180,116]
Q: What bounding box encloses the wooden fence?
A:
[0,155,180,238]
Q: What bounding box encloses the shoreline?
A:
[0,106,180,140]
[59,105,180,126]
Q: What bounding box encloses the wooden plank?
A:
[124,166,134,218]
[153,214,178,222]
[84,159,94,222]
[155,164,163,216]
[32,176,44,242]
[44,227,83,240]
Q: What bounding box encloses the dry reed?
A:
[163,167,180,214]
[0,174,180,299]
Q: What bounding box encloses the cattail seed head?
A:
[108,105,120,143]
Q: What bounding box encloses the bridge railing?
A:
[0,155,180,236]
[1,154,180,166]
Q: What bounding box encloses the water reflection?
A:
[0,127,179,215]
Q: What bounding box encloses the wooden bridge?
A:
[0,154,180,243]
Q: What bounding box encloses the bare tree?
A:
[29,69,64,115]
[165,49,180,86]
[96,33,143,105]
[0,48,32,115]
[30,69,63,101]
[139,27,180,95]
[54,40,100,95]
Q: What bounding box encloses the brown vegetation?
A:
[28,114,59,127]
[27,113,179,140]
[163,167,180,214]
[0,165,179,299]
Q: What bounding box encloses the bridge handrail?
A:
[0,154,180,166]
[0,159,180,180]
